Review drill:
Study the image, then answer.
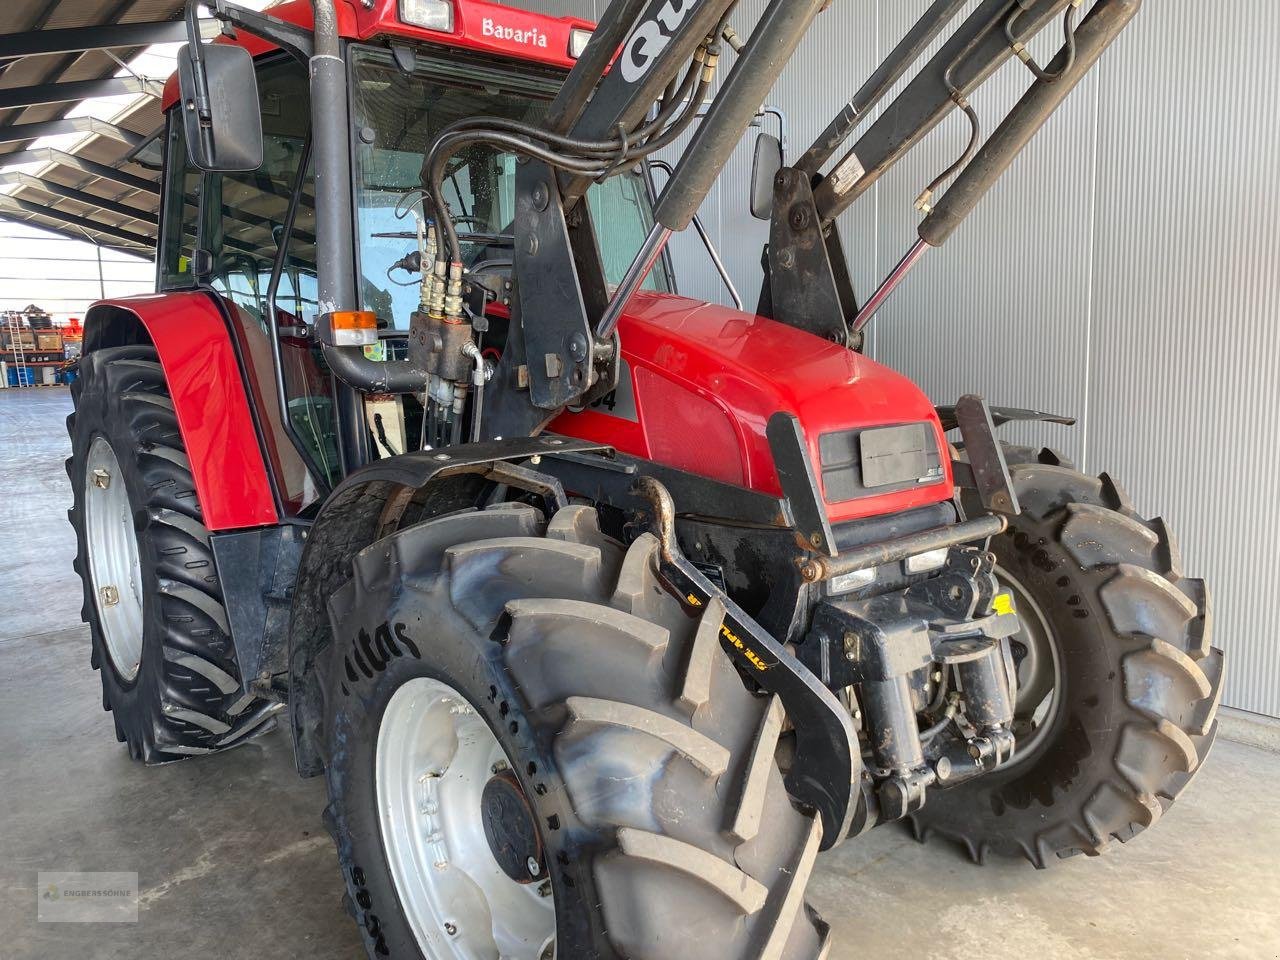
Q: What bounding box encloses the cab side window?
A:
[193,54,335,509]
[158,117,202,289]
[206,57,311,320]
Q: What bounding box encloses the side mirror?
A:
[176,29,262,172]
[749,133,782,220]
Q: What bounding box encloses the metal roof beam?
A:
[0,212,150,252]
[0,171,155,223]
[0,75,155,111]
[0,116,144,147]
[0,147,158,194]
[0,194,154,248]
[0,18,216,61]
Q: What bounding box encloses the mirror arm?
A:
[758,105,789,161]
[649,158,742,311]
[183,1,215,162]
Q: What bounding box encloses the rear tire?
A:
[67,345,279,762]
[910,447,1224,865]
[323,502,830,959]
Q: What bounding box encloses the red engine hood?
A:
[551,292,953,524]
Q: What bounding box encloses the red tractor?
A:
[67,0,1222,956]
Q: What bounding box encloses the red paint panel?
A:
[87,294,279,531]
[632,364,746,486]
[354,0,592,68]
[552,293,954,524]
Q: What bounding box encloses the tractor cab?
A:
[153,0,947,527]
[155,1,672,514]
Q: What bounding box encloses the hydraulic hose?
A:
[421,6,730,263]
[422,57,715,263]
[920,0,1140,246]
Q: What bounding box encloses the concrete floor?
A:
[2,385,1277,960]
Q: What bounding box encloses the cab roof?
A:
[160,0,594,110]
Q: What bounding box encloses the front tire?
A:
[910,448,1224,865]
[67,345,279,761]
[323,501,830,959]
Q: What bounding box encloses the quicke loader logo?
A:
[621,0,700,83]
[341,622,420,696]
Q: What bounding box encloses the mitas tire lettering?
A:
[320,503,833,960]
[340,622,420,696]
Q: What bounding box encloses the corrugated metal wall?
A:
[505,0,1279,718]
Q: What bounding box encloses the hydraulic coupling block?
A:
[799,542,1023,822]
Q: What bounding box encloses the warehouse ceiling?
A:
[0,0,195,254]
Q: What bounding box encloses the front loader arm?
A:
[411,0,1141,446]
[762,0,1140,342]
[809,0,1074,222]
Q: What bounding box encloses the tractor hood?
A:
[550,292,954,524]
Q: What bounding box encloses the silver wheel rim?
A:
[998,566,1064,766]
[376,677,555,959]
[83,436,145,682]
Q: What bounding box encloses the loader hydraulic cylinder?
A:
[919,0,1142,246]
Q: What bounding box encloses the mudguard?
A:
[83,292,279,531]
[286,436,608,777]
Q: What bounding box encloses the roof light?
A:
[400,0,454,33]
[568,27,593,58]
[329,310,379,347]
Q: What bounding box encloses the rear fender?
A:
[83,293,279,530]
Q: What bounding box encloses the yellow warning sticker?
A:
[686,593,703,607]
[992,592,1015,616]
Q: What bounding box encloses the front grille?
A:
[818,422,944,502]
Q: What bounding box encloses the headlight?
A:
[828,567,875,596]
[903,547,948,575]
[568,27,593,58]
[400,0,454,33]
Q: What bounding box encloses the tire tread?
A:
[911,445,1223,867]
[68,345,277,762]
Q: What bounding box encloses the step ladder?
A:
[4,312,30,388]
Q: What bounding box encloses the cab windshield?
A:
[351,46,670,331]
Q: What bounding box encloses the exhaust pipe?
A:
[310,0,427,394]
